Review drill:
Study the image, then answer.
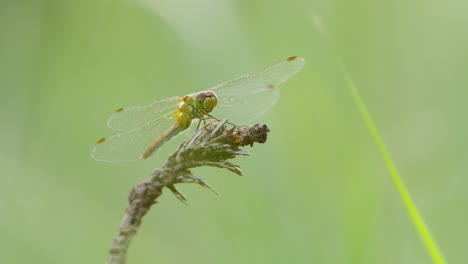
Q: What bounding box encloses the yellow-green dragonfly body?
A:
[92,56,305,162]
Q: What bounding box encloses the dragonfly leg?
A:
[196,115,216,130]
[195,119,203,131]
[206,114,240,128]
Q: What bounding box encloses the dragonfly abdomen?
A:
[141,125,185,159]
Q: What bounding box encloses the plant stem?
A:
[106,121,270,264]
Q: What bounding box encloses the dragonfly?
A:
[92,56,305,162]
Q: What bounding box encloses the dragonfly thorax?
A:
[176,90,218,129]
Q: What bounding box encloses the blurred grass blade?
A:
[339,63,446,264]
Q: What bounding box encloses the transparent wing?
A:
[210,56,305,124]
[92,113,177,162]
[107,96,181,131]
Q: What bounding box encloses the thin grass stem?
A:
[340,63,446,264]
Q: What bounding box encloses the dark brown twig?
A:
[106,122,270,264]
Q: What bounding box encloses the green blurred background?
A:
[1,0,467,263]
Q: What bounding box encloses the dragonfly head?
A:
[196,90,218,115]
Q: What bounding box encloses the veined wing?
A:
[92,113,177,162]
[210,56,305,124]
[107,96,181,131]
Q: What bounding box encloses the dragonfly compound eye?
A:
[196,91,218,114]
